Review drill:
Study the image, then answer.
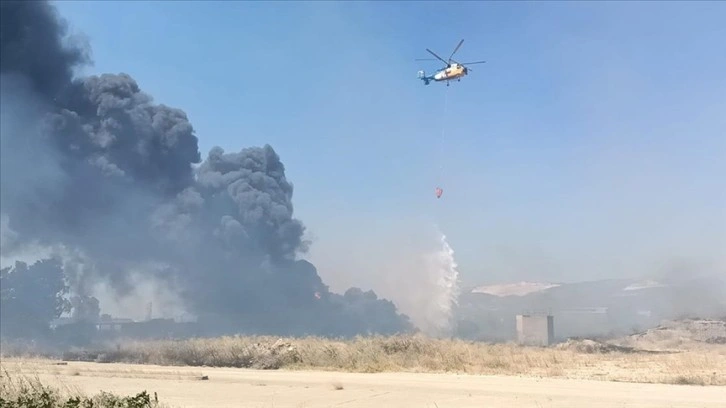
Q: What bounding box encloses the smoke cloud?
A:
[0,1,412,336]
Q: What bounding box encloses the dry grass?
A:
[0,367,168,407]
[0,358,206,382]
[48,334,726,386]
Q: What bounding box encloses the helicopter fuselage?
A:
[418,63,467,85]
[433,63,467,81]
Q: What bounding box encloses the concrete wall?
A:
[516,314,554,346]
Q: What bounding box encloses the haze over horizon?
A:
[2,1,724,328]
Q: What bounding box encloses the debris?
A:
[555,339,638,354]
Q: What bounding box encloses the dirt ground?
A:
[3,359,725,408]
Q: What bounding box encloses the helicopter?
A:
[416,39,486,86]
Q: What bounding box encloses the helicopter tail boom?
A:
[417,70,431,85]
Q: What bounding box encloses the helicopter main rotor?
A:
[415,39,486,71]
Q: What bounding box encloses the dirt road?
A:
[7,360,726,408]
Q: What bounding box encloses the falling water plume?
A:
[419,228,461,337]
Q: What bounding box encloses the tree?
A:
[0,257,70,338]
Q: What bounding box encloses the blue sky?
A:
[53,1,725,291]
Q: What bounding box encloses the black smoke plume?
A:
[0,0,412,337]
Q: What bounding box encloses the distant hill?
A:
[471,281,561,297]
[455,276,726,342]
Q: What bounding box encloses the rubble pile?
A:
[555,339,637,354]
[629,319,726,344]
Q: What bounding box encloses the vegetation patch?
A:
[50,333,726,386]
[0,369,166,408]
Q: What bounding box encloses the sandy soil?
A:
[3,359,725,408]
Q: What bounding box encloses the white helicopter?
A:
[416,39,486,86]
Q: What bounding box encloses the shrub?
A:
[0,369,164,408]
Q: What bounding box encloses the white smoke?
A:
[89,264,192,322]
[309,221,462,337]
[368,225,461,337]
[419,230,461,336]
